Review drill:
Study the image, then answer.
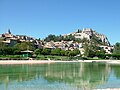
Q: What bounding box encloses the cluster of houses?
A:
[0,29,42,48]
[43,40,113,54]
[43,41,85,54]
[0,29,114,55]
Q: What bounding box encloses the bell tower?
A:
[8,29,11,34]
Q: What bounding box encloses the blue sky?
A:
[0,0,120,45]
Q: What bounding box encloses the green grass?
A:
[36,55,91,60]
[0,55,27,59]
[36,55,70,60]
[0,55,106,60]
[87,57,106,60]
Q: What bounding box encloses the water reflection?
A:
[0,62,120,90]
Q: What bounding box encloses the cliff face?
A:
[66,28,110,46]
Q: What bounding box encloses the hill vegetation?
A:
[0,29,120,60]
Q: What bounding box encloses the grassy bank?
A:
[0,55,108,60]
[0,55,28,60]
[36,55,89,60]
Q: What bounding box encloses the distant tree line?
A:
[0,42,35,55]
[34,48,80,57]
[44,34,80,42]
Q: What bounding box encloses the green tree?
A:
[68,51,75,57]
[0,47,20,55]
[60,50,66,56]
[44,34,56,42]
[65,50,70,56]
[42,48,51,55]
[0,42,21,55]
[73,49,80,56]
[84,43,89,57]
[51,48,61,56]
[83,42,105,58]
[44,34,77,42]
[0,42,6,48]
[113,42,120,54]
[65,49,80,57]
[15,42,35,51]
[34,49,43,55]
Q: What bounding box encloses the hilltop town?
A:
[0,28,114,57]
[0,29,43,48]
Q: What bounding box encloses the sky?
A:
[0,0,120,45]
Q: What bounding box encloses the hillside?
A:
[63,28,110,46]
[0,28,115,57]
[44,28,110,46]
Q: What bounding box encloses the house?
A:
[100,45,114,54]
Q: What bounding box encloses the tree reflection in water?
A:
[0,62,120,89]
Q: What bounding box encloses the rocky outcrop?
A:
[64,28,110,46]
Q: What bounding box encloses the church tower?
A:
[8,29,11,34]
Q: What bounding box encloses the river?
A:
[0,62,120,90]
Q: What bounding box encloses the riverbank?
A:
[95,88,120,90]
[0,60,120,65]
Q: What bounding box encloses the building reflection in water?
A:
[0,62,120,89]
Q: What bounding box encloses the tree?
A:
[15,42,35,51]
[60,50,66,56]
[65,50,70,56]
[51,48,61,56]
[84,43,89,57]
[42,48,51,55]
[44,34,56,42]
[0,42,21,55]
[68,51,75,57]
[44,34,76,42]
[65,49,80,57]
[83,42,105,58]
[0,46,20,55]
[0,42,6,48]
[34,49,43,55]
[73,49,80,56]
[113,42,120,54]
[77,29,82,33]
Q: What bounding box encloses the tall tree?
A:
[113,42,120,54]
[84,43,89,57]
[51,48,61,56]
[34,49,43,55]
[15,42,35,51]
[42,48,51,55]
[83,42,105,58]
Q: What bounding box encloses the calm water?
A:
[0,62,120,90]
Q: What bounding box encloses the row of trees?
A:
[0,42,35,55]
[0,42,80,57]
[83,42,120,59]
[44,34,79,42]
[35,48,80,57]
